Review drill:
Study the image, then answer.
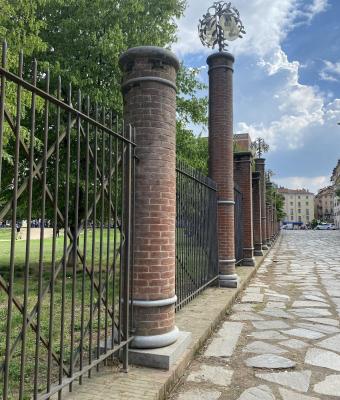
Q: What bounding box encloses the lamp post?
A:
[199,2,245,287]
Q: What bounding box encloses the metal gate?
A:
[0,43,134,399]
[175,160,219,310]
[234,186,243,264]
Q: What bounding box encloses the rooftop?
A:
[278,186,314,196]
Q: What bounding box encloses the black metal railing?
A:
[0,43,135,399]
[175,160,219,310]
[234,185,243,264]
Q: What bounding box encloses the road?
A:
[169,231,340,399]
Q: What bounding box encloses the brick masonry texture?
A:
[207,52,236,276]
[255,158,267,247]
[234,152,254,261]
[120,47,179,338]
[252,171,262,253]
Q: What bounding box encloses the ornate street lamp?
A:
[198,1,246,52]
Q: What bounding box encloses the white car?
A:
[315,223,335,230]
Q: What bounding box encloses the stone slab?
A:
[313,374,340,397]
[256,370,311,392]
[281,328,325,340]
[292,301,329,308]
[318,333,340,353]
[187,364,233,386]
[252,320,290,330]
[241,294,264,303]
[305,348,340,372]
[304,318,339,326]
[280,339,308,349]
[249,330,287,340]
[297,322,340,334]
[243,341,287,354]
[177,388,221,400]
[245,354,296,369]
[129,331,192,369]
[204,322,243,357]
[238,385,275,400]
[279,387,319,400]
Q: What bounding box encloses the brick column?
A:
[255,158,268,249]
[267,182,273,244]
[252,171,263,256]
[120,47,179,348]
[266,203,271,247]
[234,152,255,266]
[207,52,238,288]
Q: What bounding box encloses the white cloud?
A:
[320,60,340,82]
[275,175,330,194]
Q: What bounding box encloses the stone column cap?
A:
[255,157,266,164]
[207,51,235,65]
[234,151,253,160]
[252,171,261,179]
[119,46,180,71]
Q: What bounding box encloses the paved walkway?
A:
[169,231,340,400]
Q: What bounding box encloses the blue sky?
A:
[172,0,340,194]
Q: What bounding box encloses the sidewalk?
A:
[60,241,275,400]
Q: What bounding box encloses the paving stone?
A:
[252,320,290,330]
[260,309,294,319]
[230,312,265,321]
[245,354,296,369]
[255,370,311,392]
[204,322,243,357]
[241,294,264,303]
[233,304,255,312]
[302,295,326,302]
[177,388,222,400]
[266,301,286,309]
[296,322,340,334]
[280,328,325,340]
[280,338,308,349]
[291,308,332,317]
[238,385,275,400]
[279,387,319,400]
[313,374,340,397]
[305,348,340,371]
[292,301,329,308]
[304,318,339,326]
[187,364,233,386]
[249,330,287,340]
[243,341,287,354]
[318,333,340,353]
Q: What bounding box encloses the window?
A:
[298,209,301,214]
[306,202,309,206]
[298,202,301,207]
[306,209,309,215]
[298,216,302,222]
[298,195,301,199]
[290,209,294,215]
[306,216,310,222]
[290,202,293,206]
[306,196,308,199]
[291,216,294,221]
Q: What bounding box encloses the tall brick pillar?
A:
[266,203,271,247]
[252,172,263,256]
[255,158,268,250]
[234,152,255,266]
[267,181,273,245]
[120,47,179,348]
[208,52,238,288]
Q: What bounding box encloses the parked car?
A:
[315,223,336,230]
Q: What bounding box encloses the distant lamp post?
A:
[251,138,270,159]
[198,1,246,52]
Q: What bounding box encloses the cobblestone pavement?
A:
[169,231,340,400]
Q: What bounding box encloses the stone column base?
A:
[242,257,256,267]
[132,326,180,349]
[219,274,239,288]
[254,249,264,256]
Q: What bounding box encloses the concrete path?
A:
[169,231,340,400]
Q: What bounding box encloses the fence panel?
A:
[234,186,243,264]
[176,160,219,310]
[0,43,134,399]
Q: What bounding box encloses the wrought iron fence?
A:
[234,185,243,264]
[0,43,135,399]
[175,160,219,310]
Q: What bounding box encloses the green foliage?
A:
[176,65,209,173]
[311,218,318,229]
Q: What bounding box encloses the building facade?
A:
[331,160,340,229]
[314,186,334,223]
[278,187,315,226]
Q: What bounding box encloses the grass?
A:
[0,228,122,399]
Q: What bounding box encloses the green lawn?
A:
[0,228,122,399]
